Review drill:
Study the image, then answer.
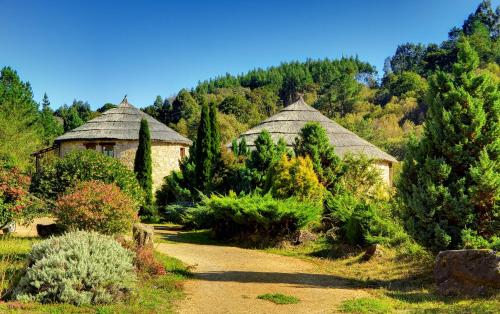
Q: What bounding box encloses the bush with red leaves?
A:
[55,180,138,235]
[0,167,42,227]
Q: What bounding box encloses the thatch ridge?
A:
[231,98,397,163]
[55,98,192,145]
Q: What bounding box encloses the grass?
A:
[257,293,300,305]
[340,298,392,314]
[262,236,500,313]
[0,235,191,314]
[153,224,500,312]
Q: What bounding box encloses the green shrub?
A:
[55,180,138,234]
[269,154,325,202]
[199,192,322,240]
[324,193,409,246]
[461,229,500,250]
[13,231,136,305]
[31,149,144,207]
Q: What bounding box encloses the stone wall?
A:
[59,140,189,191]
[374,161,392,186]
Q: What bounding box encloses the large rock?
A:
[133,223,154,247]
[434,249,500,296]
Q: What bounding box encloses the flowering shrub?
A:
[55,180,138,235]
[13,231,136,305]
[0,167,42,227]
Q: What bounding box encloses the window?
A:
[84,143,96,150]
[102,144,115,158]
[180,147,186,158]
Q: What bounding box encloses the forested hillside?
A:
[1,0,499,170]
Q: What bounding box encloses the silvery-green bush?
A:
[13,231,136,305]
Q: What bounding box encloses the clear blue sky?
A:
[1,0,497,109]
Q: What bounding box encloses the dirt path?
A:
[155,228,368,314]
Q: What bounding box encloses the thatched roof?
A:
[55,97,192,145]
[231,98,397,163]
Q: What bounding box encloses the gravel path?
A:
[155,228,368,314]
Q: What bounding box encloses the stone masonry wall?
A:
[59,140,189,191]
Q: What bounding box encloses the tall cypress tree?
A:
[194,100,212,191]
[134,118,153,205]
[209,101,221,163]
[398,38,500,251]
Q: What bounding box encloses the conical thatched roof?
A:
[232,98,397,163]
[55,97,192,145]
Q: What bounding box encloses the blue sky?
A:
[1,0,497,109]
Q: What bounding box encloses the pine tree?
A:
[194,100,212,191]
[231,139,239,156]
[134,118,153,205]
[293,122,342,190]
[238,137,249,157]
[398,38,500,251]
[39,93,63,146]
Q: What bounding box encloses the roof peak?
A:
[117,95,134,108]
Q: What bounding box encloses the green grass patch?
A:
[340,297,393,313]
[257,293,300,305]
[0,236,189,313]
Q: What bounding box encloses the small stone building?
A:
[230,98,397,185]
[49,97,191,191]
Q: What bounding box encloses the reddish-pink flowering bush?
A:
[55,180,138,234]
[0,167,42,227]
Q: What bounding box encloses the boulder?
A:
[434,249,500,296]
[133,223,154,247]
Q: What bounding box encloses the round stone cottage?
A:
[229,97,397,185]
[53,97,192,191]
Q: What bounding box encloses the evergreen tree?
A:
[194,100,213,191]
[209,101,221,163]
[398,38,500,251]
[238,137,249,157]
[39,93,63,146]
[0,66,42,169]
[247,130,277,189]
[231,138,239,156]
[64,107,84,131]
[294,122,342,190]
[134,118,153,205]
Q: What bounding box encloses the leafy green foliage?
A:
[13,231,136,305]
[0,66,42,170]
[269,154,325,202]
[134,118,153,205]
[31,149,144,207]
[324,193,409,246]
[55,100,94,132]
[39,93,63,146]
[198,193,322,241]
[55,180,138,234]
[398,38,500,251]
[294,122,342,190]
[194,100,213,191]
